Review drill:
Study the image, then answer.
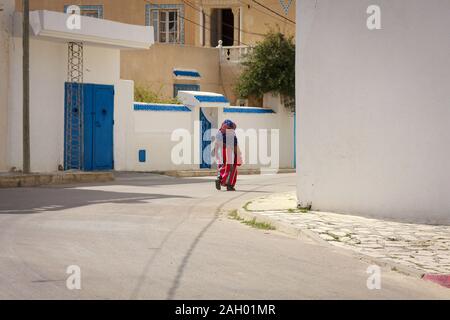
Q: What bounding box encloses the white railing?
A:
[217,40,253,64]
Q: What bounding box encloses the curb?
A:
[238,208,330,246]
[237,207,426,279]
[0,172,114,188]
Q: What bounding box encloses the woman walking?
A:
[214,120,242,191]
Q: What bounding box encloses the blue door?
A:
[200,108,212,169]
[91,85,114,170]
[65,83,114,171]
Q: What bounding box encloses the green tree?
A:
[235,31,295,101]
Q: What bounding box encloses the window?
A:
[159,10,179,43]
[174,84,200,98]
[146,4,185,44]
[64,5,104,19]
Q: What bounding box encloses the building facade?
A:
[16,0,296,47]
[1,2,295,174]
[15,0,296,103]
[296,0,450,224]
[1,3,153,173]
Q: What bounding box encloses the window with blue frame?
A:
[64,5,104,18]
[146,4,185,44]
[174,84,200,98]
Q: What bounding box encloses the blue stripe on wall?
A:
[195,95,229,103]
[174,70,201,78]
[224,107,275,114]
[134,104,191,112]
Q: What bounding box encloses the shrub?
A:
[134,84,180,104]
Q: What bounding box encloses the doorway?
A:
[200,107,218,169]
[210,8,234,47]
[64,83,114,171]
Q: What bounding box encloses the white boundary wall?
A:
[132,106,196,172]
[219,94,295,170]
[296,0,450,224]
[127,93,295,172]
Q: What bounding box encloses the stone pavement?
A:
[242,192,450,276]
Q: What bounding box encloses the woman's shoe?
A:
[227,185,236,191]
[215,179,221,190]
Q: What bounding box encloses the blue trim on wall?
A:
[174,70,201,78]
[224,107,275,114]
[64,5,104,18]
[199,108,212,169]
[195,95,229,103]
[145,4,185,44]
[134,103,191,112]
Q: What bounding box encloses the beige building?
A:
[15,0,296,103]
[16,0,295,46]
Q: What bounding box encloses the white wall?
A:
[114,80,135,171]
[0,0,14,172]
[296,0,450,224]
[219,95,295,170]
[121,98,295,172]
[9,38,66,173]
[83,45,120,85]
[8,36,123,172]
[132,108,196,171]
[264,93,295,169]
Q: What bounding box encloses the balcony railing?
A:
[217,40,253,64]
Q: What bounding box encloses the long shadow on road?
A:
[165,179,291,300]
[0,187,191,215]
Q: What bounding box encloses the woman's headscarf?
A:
[220,120,237,133]
[218,120,238,148]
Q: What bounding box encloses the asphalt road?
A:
[0,173,448,299]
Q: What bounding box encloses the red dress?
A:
[216,130,242,187]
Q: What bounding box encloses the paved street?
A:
[0,173,449,299]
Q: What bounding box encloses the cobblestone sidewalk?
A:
[244,192,450,275]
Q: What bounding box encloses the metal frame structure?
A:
[65,42,84,170]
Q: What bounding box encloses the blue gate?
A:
[199,108,212,169]
[65,83,114,171]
